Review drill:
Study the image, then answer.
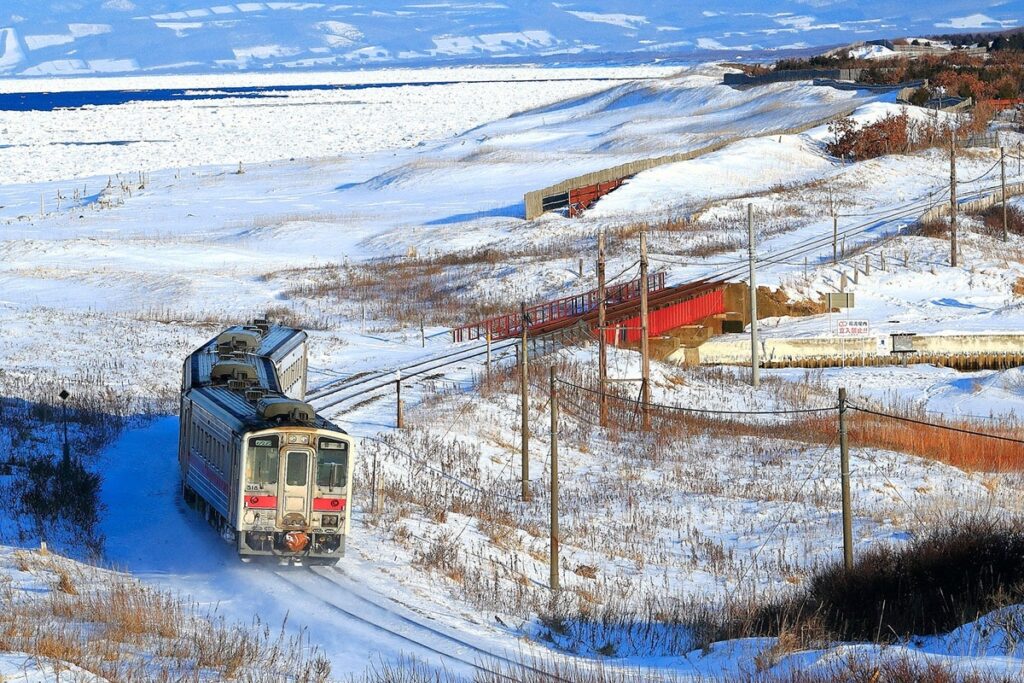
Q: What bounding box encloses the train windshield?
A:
[317,438,349,490]
[246,436,279,486]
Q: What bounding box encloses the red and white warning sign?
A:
[837,319,870,337]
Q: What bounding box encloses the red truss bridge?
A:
[451,275,729,344]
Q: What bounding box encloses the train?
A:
[178,319,354,565]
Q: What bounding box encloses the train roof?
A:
[188,348,281,391]
[183,321,342,436]
[186,384,343,434]
[198,323,307,361]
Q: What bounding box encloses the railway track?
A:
[308,339,521,412]
[274,567,568,681]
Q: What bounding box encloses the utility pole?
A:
[520,302,531,502]
[1001,146,1009,243]
[395,370,404,429]
[748,204,760,388]
[829,186,838,264]
[833,215,838,263]
[839,387,853,571]
[420,316,425,347]
[485,329,491,376]
[950,129,958,268]
[639,228,651,429]
[597,230,608,428]
[59,389,70,466]
[549,367,559,591]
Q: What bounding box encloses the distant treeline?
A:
[929,27,1024,50]
[766,50,1024,101]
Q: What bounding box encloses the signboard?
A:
[891,333,917,354]
[827,292,855,310]
[837,319,870,337]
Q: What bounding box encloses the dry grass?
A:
[356,652,1023,682]
[848,410,1024,472]
[2,550,332,682]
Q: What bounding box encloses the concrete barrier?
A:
[675,332,1024,366]
[524,106,858,219]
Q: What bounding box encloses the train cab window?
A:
[317,438,348,490]
[247,437,279,486]
[286,451,308,487]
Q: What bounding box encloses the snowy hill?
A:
[0,0,1018,77]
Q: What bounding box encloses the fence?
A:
[722,69,864,87]
[919,180,1024,223]
[523,106,860,219]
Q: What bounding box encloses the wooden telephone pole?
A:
[838,387,853,571]
[597,230,608,427]
[950,130,958,267]
[748,204,760,388]
[549,367,560,591]
[1002,146,1009,243]
[639,229,651,429]
[520,303,531,502]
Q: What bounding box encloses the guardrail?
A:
[451,273,666,343]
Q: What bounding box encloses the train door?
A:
[278,448,313,528]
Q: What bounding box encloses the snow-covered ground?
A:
[4,62,1024,679]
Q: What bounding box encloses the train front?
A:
[237,427,354,564]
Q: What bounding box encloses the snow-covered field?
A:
[4,62,1024,679]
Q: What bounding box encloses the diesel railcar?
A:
[179,321,353,564]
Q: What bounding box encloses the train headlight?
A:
[321,514,339,527]
[287,434,309,444]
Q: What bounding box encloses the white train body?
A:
[179,321,353,563]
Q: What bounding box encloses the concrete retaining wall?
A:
[675,333,1024,366]
[524,107,857,219]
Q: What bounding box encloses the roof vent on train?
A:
[252,317,270,334]
[211,361,259,385]
[216,329,261,354]
[245,387,267,402]
[257,397,315,423]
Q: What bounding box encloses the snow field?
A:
[346,347,1024,670]
[0,67,678,185]
[3,64,1024,677]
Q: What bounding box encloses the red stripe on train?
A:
[189,453,230,496]
[245,495,277,509]
[313,498,346,511]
